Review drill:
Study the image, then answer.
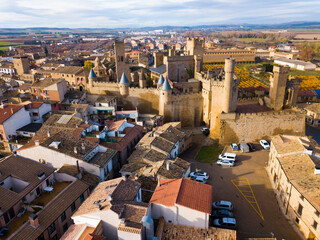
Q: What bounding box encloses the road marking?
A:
[231,177,264,221]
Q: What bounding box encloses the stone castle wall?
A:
[219,110,305,144]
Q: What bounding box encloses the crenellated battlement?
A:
[234,109,305,120]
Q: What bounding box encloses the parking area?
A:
[189,142,302,240]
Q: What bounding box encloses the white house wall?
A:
[118,229,142,240]
[3,107,31,139]
[176,204,208,229]
[16,146,101,178]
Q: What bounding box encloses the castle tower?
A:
[119,72,129,96]
[93,57,106,77]
[269,66,290,111]
[222,58,238,113]
[139,71,146,88]
[88,68,97,88]
[285,77,302,108]
[159,77,172,120]
[114,40,130,82]
[13,55,29,76]
[185,37,204,56]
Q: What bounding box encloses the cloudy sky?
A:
[0,0,319,28]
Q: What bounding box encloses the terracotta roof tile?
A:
[0,104,24,124]
[150,179,212,214]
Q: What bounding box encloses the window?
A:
[71,202,76,212]
[315,211,320,217]
[300,194,305,201]
[63,223,68,232]
[80,193,85,203]
[60,211,66,222]
[313,220,318,230]
[49,222,56,234]
[297,204,303,216]
[295,217,300,224]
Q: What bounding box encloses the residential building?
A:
[305,103,320,127]
[0,103,31,142]
[16,131,119,180]
[150,178,212,229]
[23,102,52,123]
[31,78,68,102]
[0,62,15,75]
[267,134,320,240]
[274,58,317,71]
[69,177,149,240]
[0,155,90,240]
[51,66,88,87]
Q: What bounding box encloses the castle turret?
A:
[139,71,146,88]
[88,68,97,88]
[13,54,29,76]
[222,58,238,113]
[159,77,172,119]
[119,72,129,96]
[157,75,164,88]
[269,65,290,111]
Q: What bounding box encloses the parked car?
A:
[190,176,207,183]
[218,153,237,162]
[247,143,256,152]
[260,139,270,150]
[239,143,249,153]
[212,209,234,218]
[230,143,239,151]
[217,159,234,167]
[201,127,209,136]
[0,227,8,237]
[212,201,233,211]
[213,217,236,230]
[189,171,209,180]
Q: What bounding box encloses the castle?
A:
[81,38,305,144]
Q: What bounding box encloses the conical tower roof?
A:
[162,77,172,91]
[119,72,129,84]
[88,68,97,79]
[157,75,164,85]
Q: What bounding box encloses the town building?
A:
[69,177,149,240]
[274,58,317,71]
[31,78,68,102]
[150,178,212,229]
[305,103,320,127]
[0,155,90,240]
[267,135,320,240]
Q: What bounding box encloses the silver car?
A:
[217,159,234,167]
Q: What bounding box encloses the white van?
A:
[218,153,237,162]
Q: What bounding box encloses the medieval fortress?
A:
[81,38,305,144]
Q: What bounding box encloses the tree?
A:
[84,60,93,70]
[300,47,315,61]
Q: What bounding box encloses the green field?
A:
[235,38,268,43]
[196,145,223,163]
[289,69,320,77]
[0,42,23,46]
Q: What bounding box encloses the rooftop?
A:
[9,180,89,240]
[150,178,212,214]
[54,66,83,74]
[305,103,320,113]
[73,177,142,217]
[271,135,310,155]
[150,64,166,74]
[0,156,55,213]
[150,137,174,154]
[32,78,65,89]
[16,123,42,133]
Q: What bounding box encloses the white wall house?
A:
[106,120,134,138]
[150,178,212,229]
[274,58,316,71]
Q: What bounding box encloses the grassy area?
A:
[234,38,268,43]
[289,69,320,77]
[196,145,223,163]
[0,42,23,46]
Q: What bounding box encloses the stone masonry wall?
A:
[220,111,305,144]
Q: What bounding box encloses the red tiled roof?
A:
[106,119,125,131]
[298,90,317,97]
[150,179,212,214]
[0,104,24,124]
[31,102,44,108]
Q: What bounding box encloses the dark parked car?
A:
[212,209,234,218]
[247,143,256,152]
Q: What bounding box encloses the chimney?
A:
[47,131,51,137]
[157,176,161,187]
[29,214,40,229]
[10,108,14,114]
[74,147,78,154]
[81,143,85,151]
[108,194,113,202]
[35,140,40,146]
[122,175,128,181]
[166,161,170,171]
[135,173,138,180]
